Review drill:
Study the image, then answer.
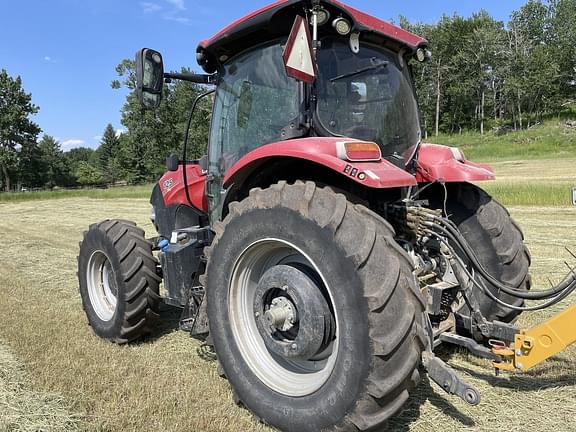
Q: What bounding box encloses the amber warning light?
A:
[337,141,382,162]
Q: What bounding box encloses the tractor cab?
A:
[135,0,450,221]
[199,2,426,168]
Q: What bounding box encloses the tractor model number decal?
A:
[343,164,366,181]
[163,178,175,192]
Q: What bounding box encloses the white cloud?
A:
[93,135,102,141]
[43,56,56,63]
[62,139,86,150]
[115,129,126,138]
[166,0,185,10]
[163,15,190,24]
[142,0,190,25]
[140,2,162,13]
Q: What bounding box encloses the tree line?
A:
[1,0,574,191]
[405,0,576,136]
[0,65,209,191]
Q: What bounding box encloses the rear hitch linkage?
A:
[405,203,576,377]
[422,352,481,406]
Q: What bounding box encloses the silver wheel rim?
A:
[229,238,339,397]
[87,250,118,321]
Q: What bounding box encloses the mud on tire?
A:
[78,219,161,343]
[204,181,427,432]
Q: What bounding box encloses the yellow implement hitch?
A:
[493,304,576,371]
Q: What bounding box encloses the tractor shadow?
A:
[385,376,476,431]
[451,359,576,392]
[143,303,182,342]
[145,303,217,361]
[439,344,576,392]
[385,345,576,431]
[383,345,478,431]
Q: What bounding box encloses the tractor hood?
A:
[196,0,428,74]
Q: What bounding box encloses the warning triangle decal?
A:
[283,15,317,84]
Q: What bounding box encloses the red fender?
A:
[158,142,493,213]
[159,164,208,212]
[415,144,495,183]
[224,137,417,189]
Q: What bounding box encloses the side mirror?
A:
[135,48,164,108]
[166,154,179,172]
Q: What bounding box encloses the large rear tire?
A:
[205,182,427,432]
[78,219,161,343]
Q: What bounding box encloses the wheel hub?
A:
[264,296,297,332]
[253,264,333,360]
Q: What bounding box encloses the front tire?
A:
[78,219,161,343]
[205,182,427,432]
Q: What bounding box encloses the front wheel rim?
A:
[229,238,339,397]
[86,250,118,321]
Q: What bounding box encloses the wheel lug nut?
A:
[291,343,298,350]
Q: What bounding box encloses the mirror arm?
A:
[163,72,217,84]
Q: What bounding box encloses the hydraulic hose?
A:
[429,220,576,300]
[409,207,576,300]
[446,235,576,311]
[422,227,576,312]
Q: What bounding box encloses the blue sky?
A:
[0,0,526,151]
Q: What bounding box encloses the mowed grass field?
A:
[1,159,576,431]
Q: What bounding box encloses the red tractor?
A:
[78,1,576,431]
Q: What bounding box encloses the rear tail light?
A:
[337,141,382,162]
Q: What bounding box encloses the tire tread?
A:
[78,219,160,344]
[205,181,426,431]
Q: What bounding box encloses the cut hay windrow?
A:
[0,342,82,431]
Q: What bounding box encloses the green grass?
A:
[482,181,572,207]
[431,121,576,161]
[473,158,575,207]
[429,121,576,206]
[0,184,153,203]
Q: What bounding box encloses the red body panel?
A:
[224,137,418,189]
[159,164,208,212]
[158,143,493,214]
[199,0,427,51]
[332,1,427,48]
[416,144,495,183]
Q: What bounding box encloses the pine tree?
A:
[38,135,70,189]
[0,69,41,191]
[98,123,121,184]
